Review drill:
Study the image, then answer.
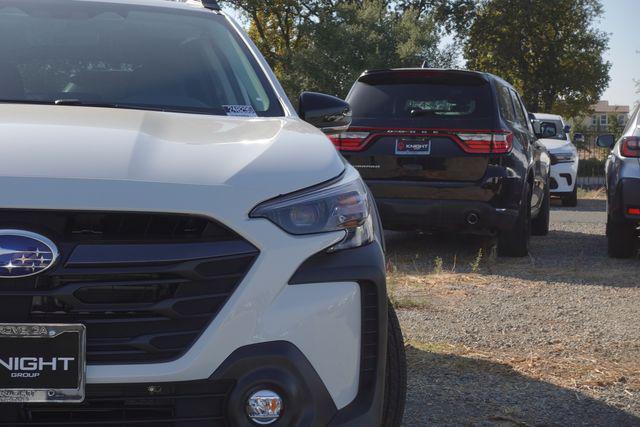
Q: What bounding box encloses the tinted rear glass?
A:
[0,0,284,117]
[348,73,493,120]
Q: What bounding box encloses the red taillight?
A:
[628,207,640,216]
[621,137,640,158]
[327,132,370,152]
[455,131,513,154]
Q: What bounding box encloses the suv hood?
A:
[537,138,576,153]
[0,104,344,207]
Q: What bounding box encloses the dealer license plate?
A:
[395,138,432,155]
[0,324,85,403]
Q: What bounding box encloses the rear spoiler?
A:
[358,69,489,86]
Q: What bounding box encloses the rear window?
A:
[347,73,493,120]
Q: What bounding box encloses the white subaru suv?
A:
[0,0,406,425]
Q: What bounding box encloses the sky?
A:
[599,0,639,108]
[224,1,640,108]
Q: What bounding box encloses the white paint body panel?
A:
[0,27,364,411]
[0,173,362,409]
[0,1,364,410]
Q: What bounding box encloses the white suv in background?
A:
[533,113,580,206]
[0,0,406,425]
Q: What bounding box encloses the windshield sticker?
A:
[223,105,258,117]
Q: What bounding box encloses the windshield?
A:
[540,120,567,140]
[0,0,284,117]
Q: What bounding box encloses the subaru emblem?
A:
[0,230,59,278]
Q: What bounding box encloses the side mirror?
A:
[596,133,616,149]
[563,124,571,134]
[298,92,352,132]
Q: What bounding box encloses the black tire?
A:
[607,218,637,258]
[531,183,550,236]
[382,303,407,427]
[562,186,578,207]
[498,184,531,257]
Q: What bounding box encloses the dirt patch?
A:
[391,198,640,426]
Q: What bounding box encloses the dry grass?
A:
[578,187,606,200]
[388,271,492,309]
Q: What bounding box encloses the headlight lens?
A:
[250,178,374,252]
[550,152,576,164]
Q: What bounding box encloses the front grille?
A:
[0,210,237,243]
[0,210,258,364]
[4,379,234,426]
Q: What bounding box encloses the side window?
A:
[497,86,515,123]
[517,94,535,134]
[509,89,529,129]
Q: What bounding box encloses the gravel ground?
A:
[387,198,640,426]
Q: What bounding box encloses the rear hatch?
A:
[333,70,505,183]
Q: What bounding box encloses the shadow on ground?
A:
[403,345,640,426]
[550,198,606,212]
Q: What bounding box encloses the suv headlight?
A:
[550,152,576,164]
[250,178,374,252]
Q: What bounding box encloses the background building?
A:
[575,100,630,132]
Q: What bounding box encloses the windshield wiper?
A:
[53,99,165,111]
[0,98,224,116]
[409,108,451,117]
[0,99,57,106]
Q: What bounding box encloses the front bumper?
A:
[5,243,387,426]
[0,176,387,426]
[549,160,578,195]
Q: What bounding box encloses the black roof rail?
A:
[201,0,221,10]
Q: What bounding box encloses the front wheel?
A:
[498,184,531,257]
[607,218,637,258]
[382,303,407,427]
[562,186,578,207]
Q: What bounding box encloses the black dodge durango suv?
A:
[330,69,550,257]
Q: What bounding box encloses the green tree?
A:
[222,0,456,99]
[460,0,610,117]
[296,0,454,98]
[220,0,321,96]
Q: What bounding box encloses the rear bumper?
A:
[363,165,525,233]
[376,197,519,233]
[613,178,640,222]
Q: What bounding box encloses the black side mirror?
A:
[563,124,571,134]
[596,133,616,149]
[298,92,352,132]
[573,133,585,144]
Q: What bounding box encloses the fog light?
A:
[246,390,282,425]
